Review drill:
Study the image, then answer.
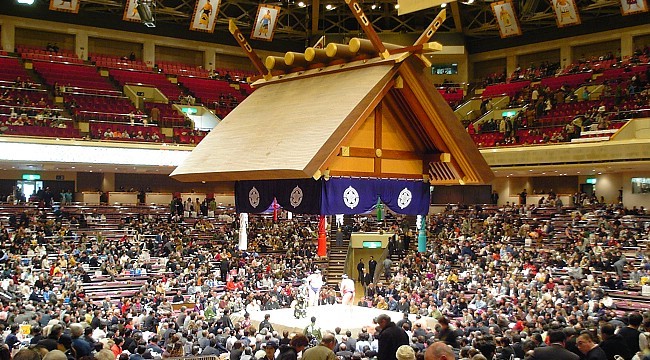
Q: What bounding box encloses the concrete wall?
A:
[470,24,650,81]
[490,173,650,209]
[0,15,282,70]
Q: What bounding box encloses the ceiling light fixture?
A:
[136,0,156,27]
[17,0,35,4]
[440,2,447,7]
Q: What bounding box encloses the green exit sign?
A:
[22,174,41,180]
[362,241,382,249]
[181,107,197,115]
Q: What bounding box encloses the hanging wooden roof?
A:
[171,49,493,185]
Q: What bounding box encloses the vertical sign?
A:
[49,0,80,13]
[250,4,281,41]
[190,0,221,33]
[491,0,522,38]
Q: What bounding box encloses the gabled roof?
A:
[171,54,493,184]
[171,57,399,182]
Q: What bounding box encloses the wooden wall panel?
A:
[115,173,232,193]
[88,37,142,59]
[347,115,375,148]
[328,157,375,173]
[431,185,491,204]
[573,40,619,60]
[381,159,422,175]
[472,58,506,82]
[381,109,418,151]
[156,45,203,66]
[634,34,650,50]
[77,172,103,192]
[15,28,74,51]
[215,53,257,72]
[517,49,560,69]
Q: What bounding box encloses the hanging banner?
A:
[123,0,141,22]
[250,4,281,41]
[235,179,322,214]
[321,177,381,215]
[491,0,522,38]
[620,0,648,15]
[551,0,581,27]
[190,0,221,33]
[321,178,430,216]
[49,0,80,14]
[235,181,276,214]
[378,179,430,216]
[275,179,322,214]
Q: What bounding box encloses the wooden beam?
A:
[414,9,447,46]
[344,0,390,59]
[383,92,430,151]
[399,57,493,184]
[314,71,398,174]
[387,42,443,56]
[328,170,424,179]
[390,87,447,152]
[312,0,320,35]
[374,104,382,174]
[228,19,266,77]
[450,2,463,33]
[340,147,436,160]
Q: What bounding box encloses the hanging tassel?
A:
[239,213,248,251]
[317,215,327,257]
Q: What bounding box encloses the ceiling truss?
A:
[70,0,628,42]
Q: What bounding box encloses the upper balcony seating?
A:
[143,102,185,127]
[17,45,83,64]
[33,61,116,93]
[0,88,52,108]
[65,93,139,123]
[213,68,256,83]
[90,53,151,72]
[0,56,33,85]
[540,72,593,91]
[173,127,207,145]
[598,65,649,83]
[438,88,463,104]
[176,76,246,117]
[89,122,164,143]
[482,81,531,98]
[157,61,209,78]
[109,69,182,100]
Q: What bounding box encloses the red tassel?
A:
[317,215,327,257]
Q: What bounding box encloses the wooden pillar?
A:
[1,21,15,53]
[204,48,216,71]
[311,0,320,35]
[506,55,517,78]
[76,30,88,61]
[620,34,633,59]
[374,103,382,174]
[560,45,572,69]
[101,172,115,192]
[143,40,155,68]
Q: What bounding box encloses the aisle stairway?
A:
[326,234,350,287]
[385,233,419,281]
[324,214,420,288]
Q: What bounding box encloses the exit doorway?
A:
[16,180,43,199]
